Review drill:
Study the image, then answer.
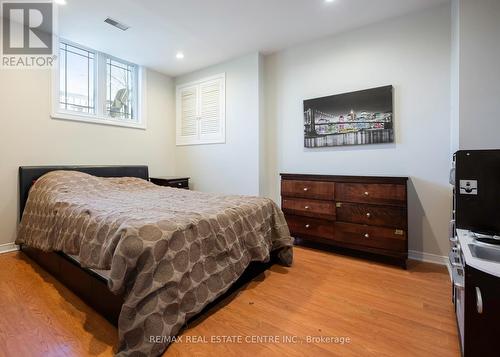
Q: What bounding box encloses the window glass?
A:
[59,43,95,114]
[106,58,137,120]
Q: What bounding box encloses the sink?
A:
[468,244,500,263]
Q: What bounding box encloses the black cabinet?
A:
[150,176,190,190]
[464,265,500,357]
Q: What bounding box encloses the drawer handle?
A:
[364,191,369,196]
[304,206,310,210]
[366,213,371,218]
[364,233,370,238]
[476,287,483,314]
[303,187,309,192]
[305,224,310,229]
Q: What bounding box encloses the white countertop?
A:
[457,229,500,278]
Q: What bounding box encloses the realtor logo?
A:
[1,1,56,68]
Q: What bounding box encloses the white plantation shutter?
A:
[180,86,198,138]
[199,78,224,140]
[176,73,225,145]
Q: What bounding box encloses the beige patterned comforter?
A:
[16,171,293,356]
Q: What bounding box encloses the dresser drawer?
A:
[167,179,189,189]
[281,180,334,200]
[282,198,335,220]
[285,215,334,240]
[336,203,406,228]
[336,183,405,206]
[150,177,190,190]
[334,222,406,252]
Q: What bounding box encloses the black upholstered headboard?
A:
[19,165,149,218]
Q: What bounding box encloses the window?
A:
[53,40,144,129]
[106,58,137,120]
[176,73,225,145]
[59,43,95,114]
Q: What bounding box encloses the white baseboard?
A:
[0,242,19,254]
[408,250,448,265]
[409,250,452,280]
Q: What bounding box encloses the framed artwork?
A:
[304,85,394,147]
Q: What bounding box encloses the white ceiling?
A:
[58,0,448,77]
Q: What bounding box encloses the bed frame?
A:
[18,165,273,327]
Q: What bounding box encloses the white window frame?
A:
[176,73,226,146]
[51,39,147,130]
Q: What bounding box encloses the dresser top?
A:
[280,173,408,184]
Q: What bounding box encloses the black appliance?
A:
[454,150,500,236]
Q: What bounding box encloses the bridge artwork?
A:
[304,86,394,148]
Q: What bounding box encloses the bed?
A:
[17,166,293,356]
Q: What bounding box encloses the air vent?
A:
[104,17,130,31]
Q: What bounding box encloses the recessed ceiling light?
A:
[325,0,335,3]
[54,0,67,5]
[176,52,185,60]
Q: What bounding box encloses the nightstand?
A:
[150,176,190,190]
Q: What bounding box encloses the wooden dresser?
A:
[281,173,408,267]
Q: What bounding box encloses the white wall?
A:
[456,0,500,150]
[0,68,175,247]
[258,54,267,196]
[174,53,262,196]
[450,0,461,155]
[264,4,452,257]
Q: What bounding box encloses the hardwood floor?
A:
[0,248,460,357]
